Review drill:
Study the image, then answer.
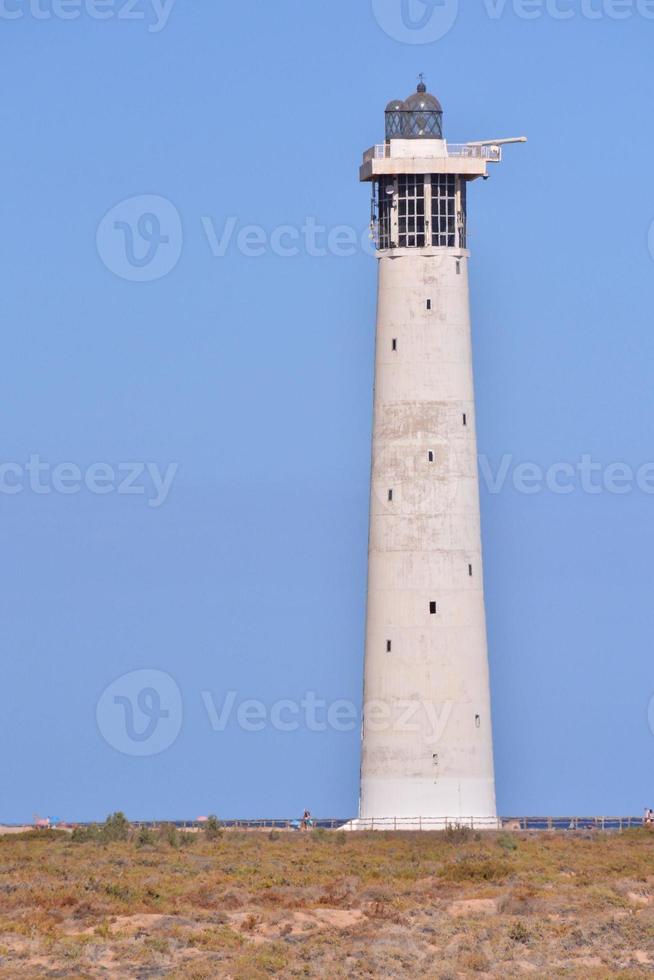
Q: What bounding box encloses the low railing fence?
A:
[5,816,648,833]
[363,143,502,163]
[448,144,502,161]
[133,815,646,832]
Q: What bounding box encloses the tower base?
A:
[341,816,501,832]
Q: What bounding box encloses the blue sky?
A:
[1,0,653,822]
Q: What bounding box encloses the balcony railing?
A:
[449,143,502,161]
[363,143,502,164]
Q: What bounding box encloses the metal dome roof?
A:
[384,81,444,140]
[403,89,442,113]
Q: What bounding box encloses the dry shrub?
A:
[360,886,392,903]
[159,824,180,848]
[188,926,243,951]
[365,900,403,923]
[72,899,101,919]
[169,962,218,980]
[258,886,323,910]
[184,884,223,911]
[232,943,288,979]
[144,935,170,954]
[58,893,77,909]
[218,889,249,911]
[443,825,473,845]
[498,885,538,915]
[458,950,490,972]
[240,913,258,933]
[438,858,511,883]
[135,827,158,848]
[508,920,531,944]
[204,816,223,841]
[104,882,132,902]
[318,877,359,908]
[562,926,590,950]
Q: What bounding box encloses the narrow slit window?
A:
[456,260,461,275]
[428,451,434,463]
[463,413,467,426]
[468,564,473,577]
[386,640,392,653]
[475,715,481,729]
[388,489,393,502]
[426,299,432,310]
[430,601,437,615]
[392,338,397,352]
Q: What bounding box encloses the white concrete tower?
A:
[355,82,524,830]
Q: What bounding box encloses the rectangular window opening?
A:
[388,489,393,502]
[429,601,437,615]
[430,174,460,248]
[386,640,392,653]
[456,260,461,275]
[392,339,397,352]
[375,178,394,250]
[463,413,467,426]
[475,715,481,729]
[428,451,434,463]
[397,174,425,248]
[468,564,473,577]
[426,299,432,310]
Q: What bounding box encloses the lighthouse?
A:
[354,81,525,829]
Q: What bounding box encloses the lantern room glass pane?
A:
[405,111,443,139]
[385,111,404,139]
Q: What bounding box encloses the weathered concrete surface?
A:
[359,246,497,823]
